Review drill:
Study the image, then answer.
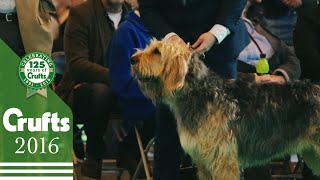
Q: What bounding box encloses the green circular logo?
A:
[19,52,55,89]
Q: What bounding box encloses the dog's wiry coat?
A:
[131,40,320,180]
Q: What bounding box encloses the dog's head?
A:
[131,39,191,101]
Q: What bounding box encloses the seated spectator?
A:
[238,0,301,84]
[55,0,131,179]
[247,0,304,47]
[239,3,301,179]
[294,5,320,82]
[106,9,155,129]
[105,7,156,176]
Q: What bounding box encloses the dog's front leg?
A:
[209,154,240,180]
[197,166,213,180]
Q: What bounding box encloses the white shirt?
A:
[164,24,231,44]
[0,0,16,13]
[107,11,122,30]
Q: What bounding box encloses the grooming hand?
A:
[169,35,188,48]
[266,75,286,84]
[192,32,216,54]
[255,74,286,84]
[281,0,302,8]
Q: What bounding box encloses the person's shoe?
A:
[81,157,102,179]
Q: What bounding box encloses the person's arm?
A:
[237,38,300,84]
[192,0,247,53]
[139,0,173,39]
[272,41,301,81]
[64,7,108,83]
[216,0,247,33]
[106,29,149,100]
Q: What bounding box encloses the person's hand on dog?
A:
[169,35,189,48]
[255,74,286,84]
[266,75,286,84]
[192,32,217,54]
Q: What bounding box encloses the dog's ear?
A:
[160,53,188,93]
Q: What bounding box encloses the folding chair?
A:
[270,155,304,179]
[132,127,155,180]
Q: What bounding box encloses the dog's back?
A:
[227,79,320,167]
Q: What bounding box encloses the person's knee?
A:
[90,83,116,104]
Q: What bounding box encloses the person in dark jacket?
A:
[138,1,249,179]
[294,5,320,180]
[139,0,249,80]
[55,0,130,179]
[294,5,320,82]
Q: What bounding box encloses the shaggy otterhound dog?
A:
[131,40,320,180]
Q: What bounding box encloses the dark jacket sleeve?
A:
[64,7,108,83]
[215,0,247,32]
[272,41,301,81]
[294,8,320,73]
[139,0,173,38]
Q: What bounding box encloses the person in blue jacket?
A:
[106,9,197,180]
[106,10,155,127]
[105,9,156,176]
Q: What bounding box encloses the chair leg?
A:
[116,169,123,180]
[134,127,151,180]
[132,137,155,180]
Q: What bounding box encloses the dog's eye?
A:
[153,48,161,55]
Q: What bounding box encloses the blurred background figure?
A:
[51,0,72,53]
[239,0,300,85]
[0,0,55,56]
[51,0,87,53]
[247,0,319,48]
[50,0,87,85]
[294,7,320,179]
[294,4,320,83]
[55,0,130,179]
[125,0,138,9]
